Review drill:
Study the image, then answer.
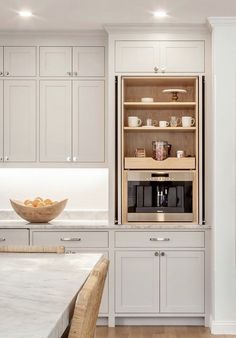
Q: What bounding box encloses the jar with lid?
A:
[152,141,168,161]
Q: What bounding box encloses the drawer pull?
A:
[0,237,6,242]
[150,237,170,242]
[60,237,81,242]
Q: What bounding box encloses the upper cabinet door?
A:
[160,41,205,73]
[73,80,105,163]
[4,47,36,76]
[40,47,72,76]
[73,47,105,77]
[160,251,204,313]
[115,41,160,73]
[0,80,3,162]
[4,80,36,162]
[40,80,72,162]
[0,47,3,76]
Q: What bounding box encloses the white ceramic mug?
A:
[146,118,157,127]
[182,116,195,127]
[159,120,169,128]
[128,116,142,127]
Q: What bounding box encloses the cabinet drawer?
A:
[115,231,204,248]
[0,229,29,245]
[32,231,108,248]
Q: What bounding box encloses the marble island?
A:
[0,252,103,338]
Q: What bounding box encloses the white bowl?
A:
[141,97,154,103]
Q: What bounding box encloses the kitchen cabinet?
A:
[0,47,3,75]
[40,47,72,77]
[0,229,29,245]
[4,80,36,162]
[115,251,160,313]
[115,40,204,73]
[73,80,105,162]
[4,47,36,76]
[40,46,105,77]
[160,251,204,313]
[0,80,3,161]
[39,80,72,162]
[73,47,105,77]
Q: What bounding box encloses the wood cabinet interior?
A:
[121,76,199,224]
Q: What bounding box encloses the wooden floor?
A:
[96,326,236,338]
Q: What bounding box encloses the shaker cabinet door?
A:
[40,80,72,162]
[4,47,36,76]
[160,41,205,73]
[73,80,105,163]
[0,80,3,162]
[40,47,72,76]
[160,251,204,313]
[115,251,160,313]
[73,47,105,77]
[4,80,36,162]
[115,41,160,73]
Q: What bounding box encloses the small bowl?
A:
[141,97,154,103]
[10,199,68,223]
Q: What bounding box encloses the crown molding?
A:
[0,29,107,38]
[104,23,209,34]
[208,17,236,29]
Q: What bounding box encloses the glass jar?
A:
[152,141,168,161]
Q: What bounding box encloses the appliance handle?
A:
[150,237,170,242]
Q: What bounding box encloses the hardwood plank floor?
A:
[96,326,236,338]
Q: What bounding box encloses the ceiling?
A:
[0,0,235,31]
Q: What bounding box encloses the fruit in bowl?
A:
[10,197,68,223]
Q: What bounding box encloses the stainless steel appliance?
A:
[126,170,195,222]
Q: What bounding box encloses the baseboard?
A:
[211,321,236,334]
[115,317,205,326]
[97,317,108,326]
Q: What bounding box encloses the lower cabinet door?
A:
[115,251,159,313]
[160,251,204,313]
[65,248,109,316]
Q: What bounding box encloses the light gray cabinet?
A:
[4,80,36,162]
[4,47,36,77]
[0,80,3,162]
[73,47,105,77]
[40,47,72,77]
[0,229,29,245]
[115,40,205,73]
[0,47,3,75]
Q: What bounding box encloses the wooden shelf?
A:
[123,102,196,108]
[124,127,196,132]
[125,157,196,170]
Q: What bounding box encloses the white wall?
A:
[209,18,236,334]
[0,168,108,210]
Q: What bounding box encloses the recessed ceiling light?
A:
[154,10,168,18]
[18,10,33,17]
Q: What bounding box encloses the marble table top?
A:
[0,252,103,338]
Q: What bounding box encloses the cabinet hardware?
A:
[5,72,9,76]
[73,156,77,162]
[161,66,166,73]
[60,237,81,242]
[154,251,159,256]
[0,157,3,161]
[0,71,3,76]
[154,66,159,73]
[5,156,9,161]
[73,72,78,76]
[150,237,170,241]
[0,238,6,242]
[160,252,165,256]
[67,72,72,76]
[66,156,71,162]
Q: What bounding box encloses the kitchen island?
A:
[0,252,103,338]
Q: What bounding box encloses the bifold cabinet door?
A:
[160,41,205,73]
[73,80,105,163]
[4,80,36,162]
[0,80,3,161]
[4,47,36,76]
[160,251,204,313]
[115,251,160,313]
[40,81,72,162]
[40,47,72,76]
[115,41,159,72]
[73,47,105,77]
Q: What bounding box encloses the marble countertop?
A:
[0,252,103,338]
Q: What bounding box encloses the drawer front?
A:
[0,229,29,245]
[32,231,108,248]
[115,231,204,248]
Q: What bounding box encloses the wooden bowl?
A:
[10,199,68,223]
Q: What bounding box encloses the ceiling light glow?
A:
[19,10,33,17]
[154,10,168,18]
